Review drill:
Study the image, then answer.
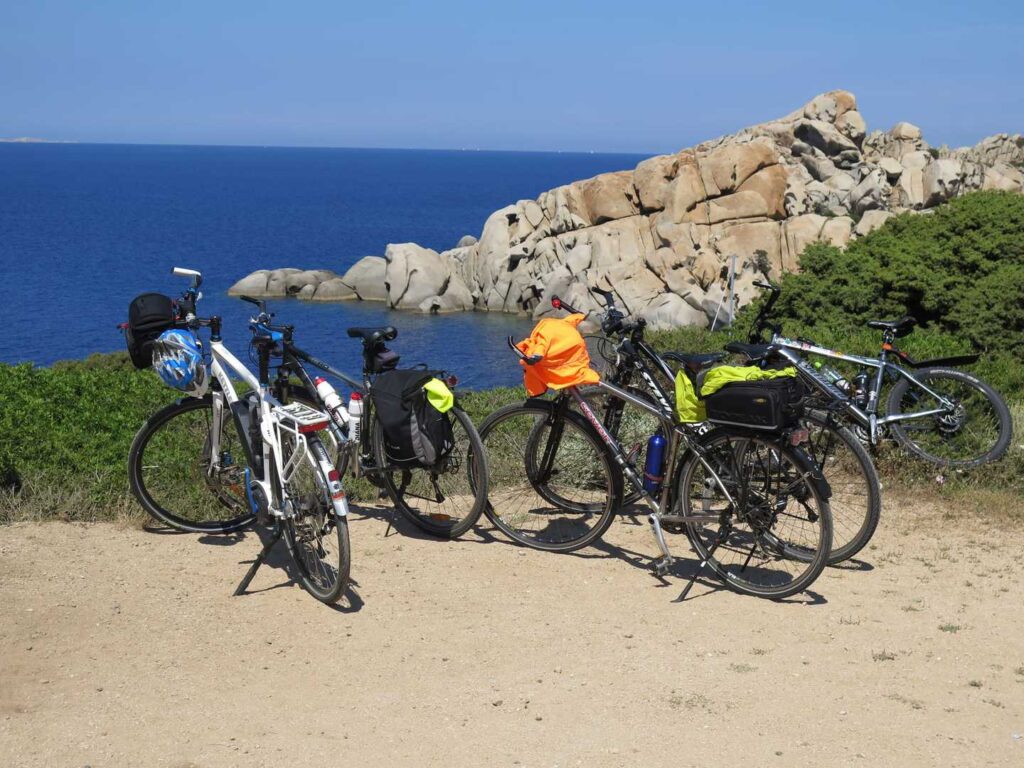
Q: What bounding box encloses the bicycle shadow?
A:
[573,534,828,606]
[187,527,365,613]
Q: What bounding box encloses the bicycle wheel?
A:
[280,432,351,603]
[576,385,662,506]
[479,400,621,552]
[674,429,832,599]
[372,406,488,538]
[128,396,255,533]
[886,368,1013,467]
[802,410,881,565]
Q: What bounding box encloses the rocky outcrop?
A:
[231,91,1023,327]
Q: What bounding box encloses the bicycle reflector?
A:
[789,428,810,446]
[551,296,562,309]
[445,374,459,388]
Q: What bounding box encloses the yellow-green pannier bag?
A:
[675,365,803,430]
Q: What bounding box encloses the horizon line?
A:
[0,137,659,156]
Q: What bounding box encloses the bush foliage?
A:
[770,191,1024,352]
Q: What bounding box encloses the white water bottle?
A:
[347,392,364,443]
[314,377,350,427]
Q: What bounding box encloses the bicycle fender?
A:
[790,443,832,501]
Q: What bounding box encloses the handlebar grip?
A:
[594,287,616,306]
[550,295,581,315]
[507,336,542,365]
[173,267,202,279]
[753,280,779,291]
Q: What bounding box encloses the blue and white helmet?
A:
[152,329,208,396]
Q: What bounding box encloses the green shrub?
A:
[772,191,1024,352]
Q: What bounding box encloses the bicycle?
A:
[578,288,881,565]
[251,307,489,539]
[730,281,1013,468]
[479,297,834,601]
[128,269,351,603]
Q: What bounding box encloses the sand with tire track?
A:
[1,500,1022,767]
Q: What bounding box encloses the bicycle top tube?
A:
[285,342,365,393]
[771,334,881,369]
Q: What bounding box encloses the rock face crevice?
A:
[230,91,1024,328]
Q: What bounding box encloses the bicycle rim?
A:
[480,402,620,552]
[677,431,832,599]
[128,397,255,533]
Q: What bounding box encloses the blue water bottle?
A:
[643,433,667,494]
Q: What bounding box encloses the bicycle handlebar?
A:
[550,295,581,314]
[749,281,783,343]
[507,336,542,365]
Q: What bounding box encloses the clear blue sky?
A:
[2,0,1021,153]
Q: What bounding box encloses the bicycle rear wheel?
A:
[372,406,488,538]
[886,368,1012,467]
[802,410,881,565]
[280,432,351,603]
[479,400,622,552]
[674,429,832,599]
[128,396,255,533]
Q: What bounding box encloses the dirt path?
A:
[1,501,1022,767]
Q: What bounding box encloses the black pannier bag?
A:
[125,293,177,369]
[370,369,455,468]
[703,376,805,431]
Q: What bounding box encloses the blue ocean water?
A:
[0,143,643,388]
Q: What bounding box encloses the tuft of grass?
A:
[873,650,897,662]
[968,679,983,688]
[939,624,962,633]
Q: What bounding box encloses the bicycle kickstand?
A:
[233,524,283,596]
[673,538,721,603]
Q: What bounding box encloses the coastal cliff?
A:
[230,91,1024,327]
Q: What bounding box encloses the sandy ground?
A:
[1,500,1022,768]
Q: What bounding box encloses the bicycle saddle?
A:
[662,350,727,373]
[346,326,398,345]
[866,316,916,337]
[724,341,772,360]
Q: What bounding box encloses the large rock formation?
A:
[231,91,1023,327]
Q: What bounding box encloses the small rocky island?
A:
[230,90,1024,328]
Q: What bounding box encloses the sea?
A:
[0,143,644,388]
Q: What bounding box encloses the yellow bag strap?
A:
[423,378,454,413]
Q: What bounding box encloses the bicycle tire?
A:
[674,429,832,599]
[886,367,1013,468]
[372,406,488,538]
[802,410,881,565]
[478,400,622,553]
[279,433,351,603]
[128,396,255,533]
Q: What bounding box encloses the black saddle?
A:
[724,342,771,361]
[662,350,727,374]
[866,316,916,337]
[346,326,398,346]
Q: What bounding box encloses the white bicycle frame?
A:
[171,267,347,522]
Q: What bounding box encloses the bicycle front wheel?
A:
[280,432,351,604]
[127,396,255,533]
[674,430,832,599]
[802,410,881,565]
[479,400,621,553]
[372,406,488,539]
[886,368,1013,467]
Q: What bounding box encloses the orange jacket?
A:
[516,314,601,396]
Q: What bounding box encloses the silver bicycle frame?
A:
[769,334,957,442]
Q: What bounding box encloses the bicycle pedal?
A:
[652,556,673,577]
